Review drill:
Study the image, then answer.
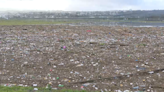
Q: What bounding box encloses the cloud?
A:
[0,0,164,11]
[0,0,70,10]
[66,0,164,11]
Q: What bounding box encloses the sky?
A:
[0,0,164,11]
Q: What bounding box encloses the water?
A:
[67,21,164,27]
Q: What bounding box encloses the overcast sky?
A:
[0,0,164,11]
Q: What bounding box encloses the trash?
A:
[52,88,58,90]
[44,77,48,80]
[76,64,84,67]
[81,86,84,89]
[58,84,64,87]
[53,77,56,80]
[83,83,90,87]
[130,83,133,85]
[33,84,37,87]
[117,90,122,92]
[70,59,74,62]
[61,46,67,50]
[93,63,98,66]
[75,71,79,74]
[133,86,139,89]
[53,65,56,68]
[18,84,24,87]
[47,62,51,66]
[140,85,146,87]
[63,46,66,49]
[48,73,51,76]
[87,30,91,32]
[101,89,104,92]
[34,88,38,90]
[58,63,64,65]
[148,71,154,74]
[136,67,146,70]
[1,25,164,92]
[124,90,130,92]
[93,85,98,90]
[89,39,98,44]
[63,78,69,82]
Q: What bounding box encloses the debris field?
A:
[0,25,164,92]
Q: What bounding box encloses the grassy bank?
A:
[0,86,89,92]
[0,19,73,25]
[0,19,164,25]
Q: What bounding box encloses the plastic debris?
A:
[148,71,154,74]
[133,86,139,89]
[58,84,64,87]
[87,30,91,32]
[33,84,37,87]
[82,83,90,87]
[34,88,38,91]
[76,64,84,67]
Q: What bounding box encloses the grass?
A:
[0,19,73,25]
[0,86,89,92]
[0,18,164,25]
[0,19,92,25]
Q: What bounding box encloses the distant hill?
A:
[0,10,164,21]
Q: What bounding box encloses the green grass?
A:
[0,86,89,92]
[0,19,93,25]
[0,19,74,25]
[0,18,163,25]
